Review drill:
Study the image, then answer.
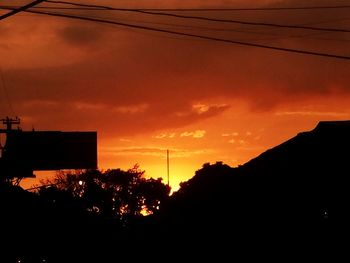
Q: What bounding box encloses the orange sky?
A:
[1,0,350,190]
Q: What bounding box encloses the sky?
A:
[1,0,350,190]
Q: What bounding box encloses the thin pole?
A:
[167,149,170,186]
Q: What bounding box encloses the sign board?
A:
[1,131,97,177]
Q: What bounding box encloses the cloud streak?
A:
[101,146,212,158]
[180,130,206,138]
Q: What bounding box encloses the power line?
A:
[3,2,350,34]
[245,32,350,43]
[2,7,350,61]
[123,6,350,11]
[0,5,103,11]
[0,0,46,21]
[98,15,350,42]
[72,14,350,44]
[44,1,350,33]
[5,2,350,31]
[109,10,350,34]
[67,14,277,35]
[5,3,349,37]
[3,5,350,44]
[4,3,350,12]
[3,4,349,43]
[3,3,349,33]
[46,1,350,11]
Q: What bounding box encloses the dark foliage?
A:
[0,166,170,262]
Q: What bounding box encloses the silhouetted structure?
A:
[0,117,97,182]
[149,120,350,255]
[1,120,348,262]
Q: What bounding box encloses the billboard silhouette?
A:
[0,131,97,178]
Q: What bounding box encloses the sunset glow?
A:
[1,0,349,191]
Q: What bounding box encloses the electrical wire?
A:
[0,6,349,60]
[46,1,350,12]
[0,0,45,21]
[0,1,350,60]
[72,13,350,43]
[67,13,350,44]
[4,3,350,12]
[0,5,104,11]
[3,3,350,43]
[43,1,350,33]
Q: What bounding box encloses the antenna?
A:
[167,149,170,186]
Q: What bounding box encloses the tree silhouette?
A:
[40,165,171,224]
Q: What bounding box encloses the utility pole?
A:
[0,116,20,158]
[167,149,170,187]
[0,116,20,133]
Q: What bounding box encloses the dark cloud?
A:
[9,98,228,137]
[59,23,104,45]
